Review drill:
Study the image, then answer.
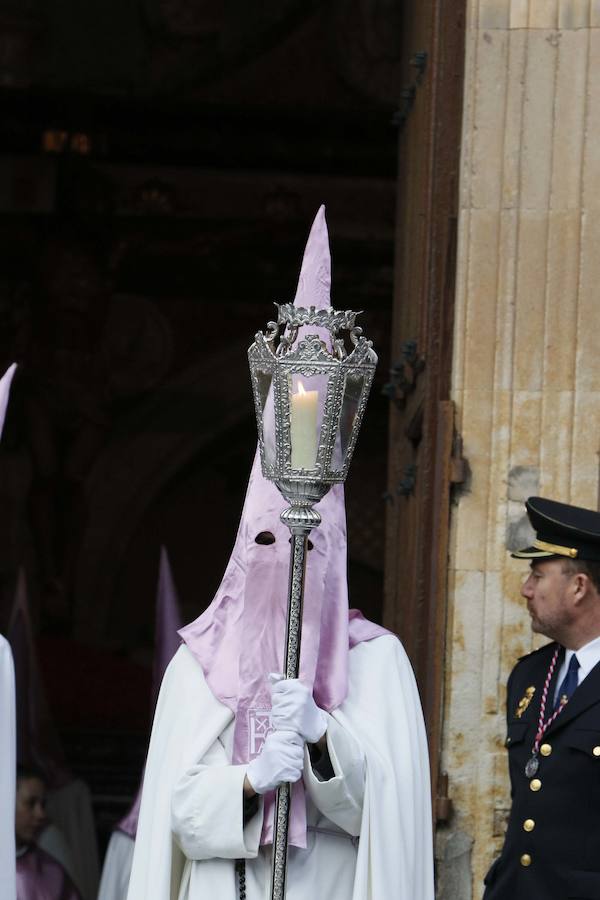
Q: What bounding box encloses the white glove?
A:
[270,675,327,745]
[245,730,304,795]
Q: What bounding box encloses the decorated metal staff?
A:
[247,206,377,900]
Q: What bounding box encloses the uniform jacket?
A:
[484,642,600,900]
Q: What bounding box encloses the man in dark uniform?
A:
[484,496,600,900]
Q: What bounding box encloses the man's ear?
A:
[572,571,590,603]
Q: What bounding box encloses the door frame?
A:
[383,0,467,820]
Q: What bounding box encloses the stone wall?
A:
[440,1,600,896]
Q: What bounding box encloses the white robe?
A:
[0,635,16,900]
[98,832,135,900]
[127,635,434,900]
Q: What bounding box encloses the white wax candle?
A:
[290,381,319,469]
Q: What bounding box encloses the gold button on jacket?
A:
[529,778,542,792]
[540,743,552,756]
[593,746,600,757]
[523,819,535,832]
[520,854,532,867]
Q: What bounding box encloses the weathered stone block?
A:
[507,464,540,500]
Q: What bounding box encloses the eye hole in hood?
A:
[255,531,276,545]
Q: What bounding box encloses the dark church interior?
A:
[1,0,400,874]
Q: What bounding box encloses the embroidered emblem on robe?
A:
[248,708,273,757]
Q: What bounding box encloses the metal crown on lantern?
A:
[247,206,377,900]
[248,303,377,521]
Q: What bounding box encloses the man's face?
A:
[15,776,47,847]
[520,559,578,641]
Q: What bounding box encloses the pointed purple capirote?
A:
[117,547,183,839]
[0,363,16,438]
[293,205,331,311]
[8,569,72,788]
[179,207,387,848]
[152,546,184,703]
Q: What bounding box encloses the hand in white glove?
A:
[269,675,327,745]
[245,730,304,795]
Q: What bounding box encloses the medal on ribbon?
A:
[524,647,569,778]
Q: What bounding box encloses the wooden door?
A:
[383,0,466,820]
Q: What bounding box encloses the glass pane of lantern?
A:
[256,369,276,468]
[334,371,365,469]
[288,373,328,471]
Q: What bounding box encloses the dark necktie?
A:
[554,653,580,710]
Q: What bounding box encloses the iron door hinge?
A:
[436,771,453,824]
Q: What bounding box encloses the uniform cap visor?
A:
[510,546,557,559]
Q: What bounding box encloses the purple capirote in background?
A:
[116,546,183,839]
[8,568,72,789]
[0,363,16,437]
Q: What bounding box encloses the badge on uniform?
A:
[515,686,536,718]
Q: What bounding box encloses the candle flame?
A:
[297,381,306,395]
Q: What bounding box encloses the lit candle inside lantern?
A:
[290,381,319,469]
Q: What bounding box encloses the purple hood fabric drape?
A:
[179,207,388,848]
[16,845,81,900]
[116,546,183,839]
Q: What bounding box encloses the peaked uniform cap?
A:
[511,496,600,561]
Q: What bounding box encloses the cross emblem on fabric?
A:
[248,708,273,757]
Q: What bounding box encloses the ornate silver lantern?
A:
[248,301,377,900]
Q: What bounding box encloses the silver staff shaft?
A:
[269,522,312,900]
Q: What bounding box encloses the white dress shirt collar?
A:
[564,633,600,683]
